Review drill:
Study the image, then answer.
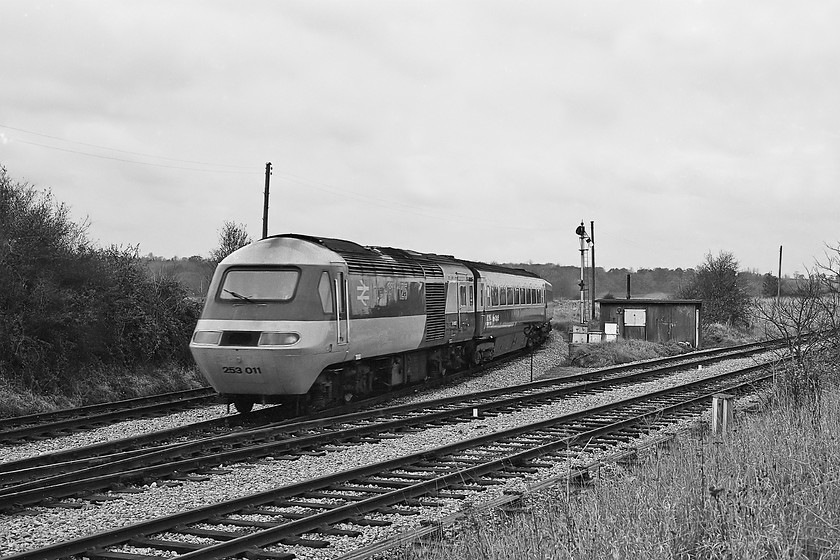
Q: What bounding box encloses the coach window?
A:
[459,285,467,307]
[491,286,499,307]
[507,287,513,305]
[318,272,333,314]
[520,287,525,304]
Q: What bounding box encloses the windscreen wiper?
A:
[223,289,256,303]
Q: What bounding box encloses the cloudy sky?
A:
[1,1,837,275]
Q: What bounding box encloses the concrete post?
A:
[711,393,734,435]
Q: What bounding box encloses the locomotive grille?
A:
[424,282,446,341]
[341,254,426,277]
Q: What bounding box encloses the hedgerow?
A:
[0,166,200,397]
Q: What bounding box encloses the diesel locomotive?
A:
[189,234,553,414]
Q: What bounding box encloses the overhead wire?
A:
[12,139,263,174]
[0,123,254,170]
[2,122,561,232]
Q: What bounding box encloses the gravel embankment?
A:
[0,337,765,559]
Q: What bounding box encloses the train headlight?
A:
[192,330,222,345]
[258,332,300,346]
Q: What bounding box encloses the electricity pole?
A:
[777,245,783,304]
[262,162,272,239]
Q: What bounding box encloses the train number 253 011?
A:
[222,366,262,375]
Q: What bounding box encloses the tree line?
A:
[150,248,789,303]
[503,263,790,301]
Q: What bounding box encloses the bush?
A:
[702,322,753,347]
[0,166,201,398]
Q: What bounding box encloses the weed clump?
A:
[568,339,689,367]
[703,322,753,347]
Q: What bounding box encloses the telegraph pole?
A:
[777,245,783,304]
[262,162,272,239]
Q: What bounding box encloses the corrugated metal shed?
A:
[596,298,703,348]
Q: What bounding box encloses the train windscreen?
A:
[219,268,299,302]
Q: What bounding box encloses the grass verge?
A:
[568,338,691,367]
[403,367,840,559]
[0,363,207,418]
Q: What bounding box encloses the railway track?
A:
[0,342,543,448]
[0,360,773,560]
[0,342,776,510]
[0,339,776,447]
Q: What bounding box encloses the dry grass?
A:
[703,322,756,347]
[552,299,583,332]
[403,371,840,559]
[0,363,207,418]
[568,338,690,367]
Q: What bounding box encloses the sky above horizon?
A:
[1,1,838,276]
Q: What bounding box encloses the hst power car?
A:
[190,234,553,413]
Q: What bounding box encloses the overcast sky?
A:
[1,1,837,275]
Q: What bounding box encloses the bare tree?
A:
[754,245,840,410]
[210,221,252,264]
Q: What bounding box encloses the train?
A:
[189,234,554,414]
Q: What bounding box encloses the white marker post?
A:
[711,393,734,436]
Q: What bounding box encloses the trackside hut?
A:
[596,298,703,348]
